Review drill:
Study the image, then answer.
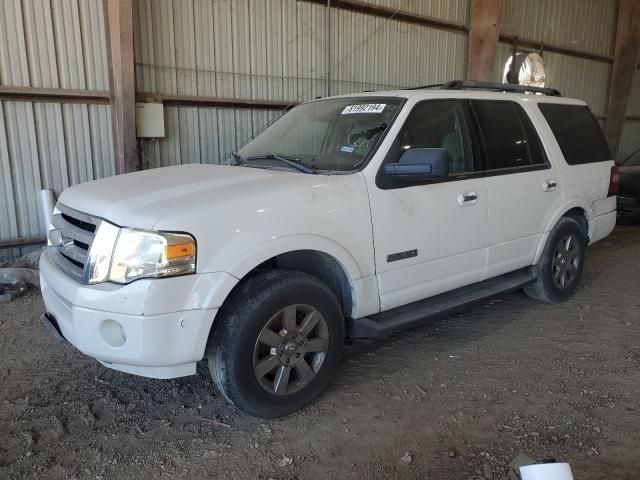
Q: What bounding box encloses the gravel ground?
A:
[1,226,639,480]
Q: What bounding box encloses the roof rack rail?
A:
[404,82,447,91]
[440,80,562,97]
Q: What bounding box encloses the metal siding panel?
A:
[618,121,640,162]
[543,53,610,116]
[61,103,94,185]
[499,0,616,58]
[3,101,42,238]
[360,0,469,25]
[0,102,19,241]
[135,0,158,92]
[627,70,640,118]
[51,0,87,89]
[330,8,467,93]
[87,104,115,179]
[21,0,59,88]
[178,107,201,163]
[33,102,69,193]
[78,0,109,91]
[173,0,197,96]
[0,0,30,86]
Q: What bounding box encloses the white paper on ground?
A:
[520,463,574,480]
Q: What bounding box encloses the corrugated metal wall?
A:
[0,0,113,244]
[1,0,635,247]
[494,0,616,117]
[619,69,640,162]
[135,0,469,167]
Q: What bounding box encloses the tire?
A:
[207,270,345,418]
[524,216,587,303]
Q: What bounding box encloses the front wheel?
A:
[525,216,587,303]
[207,270,345,418]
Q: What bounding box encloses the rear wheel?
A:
[525,216,587,303]
[207,270,344,418]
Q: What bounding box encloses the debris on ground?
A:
[400,451,413,465]
[0,247,43,303]
[277,455,293,468]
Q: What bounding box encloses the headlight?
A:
[108,229,196,284]
[87,226,196,284]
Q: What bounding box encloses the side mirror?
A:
[384,148,449,181]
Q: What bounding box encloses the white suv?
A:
[40,81,618,418]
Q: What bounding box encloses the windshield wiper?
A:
[241,153,316,174]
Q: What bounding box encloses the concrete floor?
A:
[1,226,639,480]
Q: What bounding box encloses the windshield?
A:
[236,97,404,172]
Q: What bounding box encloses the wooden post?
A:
[104,0,137,174]
[467,0,501,81]
[606,0,640,157]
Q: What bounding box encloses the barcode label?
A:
[341,104,386,114]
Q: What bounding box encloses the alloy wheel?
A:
[253,304,329,395]
[552,234,581,289]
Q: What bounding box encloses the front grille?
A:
[50,204,100,283]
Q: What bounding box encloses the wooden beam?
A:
[467,0,501,81]
[136,93,297,111]
[606,0,640,156]
[0,236,46,249]
[299,0,468,35]
[498,34,614,64]
[104,0,137,174]
[0,86,110,104]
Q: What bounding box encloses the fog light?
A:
[100,320,126,347]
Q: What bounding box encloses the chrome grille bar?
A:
[48,203,101,283]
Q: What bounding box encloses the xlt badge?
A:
[387,249,418,263]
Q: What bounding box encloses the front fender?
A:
[226,234,364,282]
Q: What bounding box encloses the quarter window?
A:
[538,103,611,165]
[471,100,547,170]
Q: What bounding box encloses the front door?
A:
[366,99,488,311]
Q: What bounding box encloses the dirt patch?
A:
[1,227,639,479]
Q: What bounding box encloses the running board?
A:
[347,267,537,338]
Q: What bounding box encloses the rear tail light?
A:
[608,165,619,197]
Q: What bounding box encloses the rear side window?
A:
[538,103,612,165]
[470,100,547,171]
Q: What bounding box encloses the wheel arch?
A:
[534,201,592,264]
[223,235,365,319]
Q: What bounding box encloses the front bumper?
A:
[39,249,237,379]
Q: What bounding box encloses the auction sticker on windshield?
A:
[341,104,386,114]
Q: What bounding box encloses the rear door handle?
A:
[458,192,478,206]
[543,179,557,192]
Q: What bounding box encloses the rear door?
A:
[469,100,564,278]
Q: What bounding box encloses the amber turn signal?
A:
[165,242,195,259]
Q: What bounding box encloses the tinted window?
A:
[539,103,612,165]
[471,100,547,170]
[386,100,475,175]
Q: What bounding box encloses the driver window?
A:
[389,100,474,176]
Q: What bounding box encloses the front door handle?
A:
[543,179,557,192]
[458,192,478,206]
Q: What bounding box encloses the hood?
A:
[58,164,295,228]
